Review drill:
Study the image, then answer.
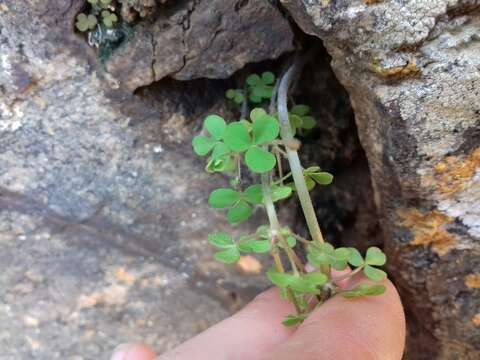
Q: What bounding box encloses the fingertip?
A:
[111,343,156,360]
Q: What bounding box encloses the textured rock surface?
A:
[0,0,295,358]
[107,0,295,91]
[283,0,480,358]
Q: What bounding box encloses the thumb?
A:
[261,279,406,360]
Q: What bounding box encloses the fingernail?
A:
[110,343,135,360]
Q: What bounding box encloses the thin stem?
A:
[291,233,311,245]
[274,149,284,184]
[331,266,364,283]
[240,88,248,120]
[272,172,292,185]
[277,58,325,246]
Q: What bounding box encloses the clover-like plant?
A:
[76,0,118,33]
[193,63,388,327]
[76,13,98,32]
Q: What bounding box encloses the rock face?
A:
[282,0,480,358]
[107,0,295,91]
[0,0,295,357]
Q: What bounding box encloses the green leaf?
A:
[252,115,279,144]
[278,235,296,249]
[305,176,316,191]
[302,272,328,286]
[245,146,276,173]
[204,115,227,141]
[340,284,386,298]
[301,116,316,130]
[250,108,267,122]
[227,200,252,224]
[291,105,310,116]
[238,239,270,253]
[205,155,236,173]
[246,74,261,86]
[334,247,351,261]
[331,259,349,271]
[271,186,292,202]
[208,232,234,249]
[365,247,386,266]
[208,188,240,208]
[256,225,269,238]
[76,13,98,32]
[310,172,334,185]
[363,265,387,281]
[214,247,240,264]
[223,122,252,152]
[261,71,275,85]
[234,92,245,105]
[192,135,216,156]
[226,89,236,99]
[282,314,307,327]
[348,248,364,267]
[249,93,262,103]
[211,142,230,160]
[266,269,294,288]
[290,277,319,294]
[102,10,118,28]
[243,185,263,204]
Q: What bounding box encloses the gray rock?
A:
[282,0,480,358]
[107,0,295,91]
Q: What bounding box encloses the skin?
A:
[111,273,406,360]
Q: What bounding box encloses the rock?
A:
[282,0,480,358]
[107,0,295,91]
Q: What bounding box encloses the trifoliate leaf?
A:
[271,186,292,202]
[291,105,310,116]
[365,247,386,266]
[261,71,275,85]
[76,13,98,32]
[363,265,387,281]
[192,135,216,156]
[252,115,279,144]
[223,122,252,152]
[102,10,118,28]
[246,74,261,86]
[214,247,240,264]
[250,108,267,122]
[282,314,307,327]
[227,200,252,224]
[340,284,386,298]
[245,146,276,173]
[208,188,240,208]
[208,232,234,249]
[243,184,263,204]
[204,115,227,141]
[348,248,364,267]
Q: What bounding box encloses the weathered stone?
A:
[283,0,480,358]
[107,0,295,91]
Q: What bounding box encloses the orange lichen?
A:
[370,59,420,79]
[473,314,480,327]
[465,274,480,289]
[398,208,456,256]
[434,147,480,194]
[236,255,262,274]
[364,0,383,4]
[114,267,136,286]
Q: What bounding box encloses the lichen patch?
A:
[370,59,420,79]
[434,147,480,194]
[465,274,480,289]
[398,208,456,256]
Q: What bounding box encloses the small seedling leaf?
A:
[363,265,387,282]
[252,115,280,144]
[227,200,252,224]
[238,239,270,253]
[261,71,275,85]
[226,89,236,99]
[208,188,240,208]
[365,247,386,266]
[192,135,216,156]
[250,108,267,122]
[348,248,364,267]
[302,272,328,286]
[282,314,307,327]
[266,268,294,288]
[223,122,252,152]
[291,105,310,116]
[340,284,386,298]
[214,247,240,264]
[246,74,261,86]
[256,225,269,238]
[208,232,234,249]
[204,115,227,141]
[243,184,264,204]
[310,172,334,185]
[271,186,292,202]
[211,142,230,160]
[245,146,276,173]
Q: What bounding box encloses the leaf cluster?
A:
[76,0,118,33]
